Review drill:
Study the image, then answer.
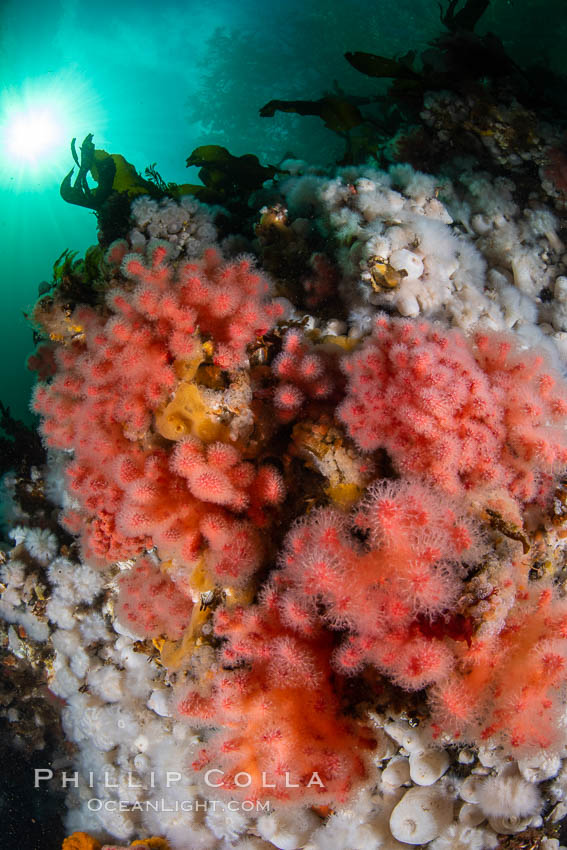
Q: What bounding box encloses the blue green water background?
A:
[0,0,565,424]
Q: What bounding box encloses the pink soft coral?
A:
[116,556,194,640]
[277,479,567,755]
[272,329,339,423]
[276,479,481,689]
[120,241,283,371]
[32,240,283,578]
[431,582,567,754]
[177,593,376,805]
[338,316,567,502]
[172,437,285,519]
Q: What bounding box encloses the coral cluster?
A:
[271,328,338,422]
[32,238,284,591]
[338,315,567,501]
[178,598,375,806]
[116,557,194,640]
[276,480,481,686]
[4,9,567,843]
[12,169,567,848]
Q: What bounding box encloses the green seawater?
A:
[0,0,565,426]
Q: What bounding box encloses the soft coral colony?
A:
[3,11,567,850]
[19,185,567,850]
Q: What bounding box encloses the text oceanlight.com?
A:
[86,799,270,813]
